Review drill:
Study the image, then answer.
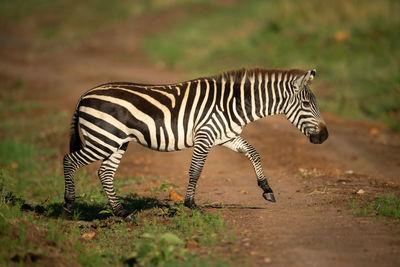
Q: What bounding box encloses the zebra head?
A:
[284,69,328,144]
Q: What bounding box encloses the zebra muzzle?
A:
[309,123,328,144]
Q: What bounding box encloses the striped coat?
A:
[63,68,328,221]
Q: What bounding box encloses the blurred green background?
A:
[1,0,399,130]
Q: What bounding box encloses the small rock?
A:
[264,257,272,263]
[345,170,354,175]
[356,189,365,194]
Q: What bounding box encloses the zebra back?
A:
[74,68,315,152]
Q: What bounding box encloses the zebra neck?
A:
[261,71,288,118]
[224,70,288,126]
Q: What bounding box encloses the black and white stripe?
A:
[62,68,328,219]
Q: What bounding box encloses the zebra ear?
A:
[309,69,316,80]
[295,69,316,89]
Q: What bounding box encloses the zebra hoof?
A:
[184,198,197,209]
[124,213,136,223]
[61,204,73,220]
[263,192,276,203]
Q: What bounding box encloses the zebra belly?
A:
[132,138,192,152]
[128,124,195,152]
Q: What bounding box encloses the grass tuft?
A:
[349,194,400,220]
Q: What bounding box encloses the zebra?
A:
[62,68,328,221]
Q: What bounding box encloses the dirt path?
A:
[1,9,400,267]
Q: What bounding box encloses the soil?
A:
[1,8,400,267]
[8,219,79,267]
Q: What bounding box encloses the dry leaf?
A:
[169,190,184,202]
[225,178,231,182]
[240,190,248,195]
[82,232,96,240]
[186,240,199,249]
[334,30,350,42]
[11,162,19,169]
[369,128,379,136]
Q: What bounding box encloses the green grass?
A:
[0,140,48,173]
[0,133,233,265]
[143,0,400,130]
[349,194,400,221]
[0,78,69,201]
[0,181,231,266]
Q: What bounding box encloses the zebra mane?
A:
[214,68,308,83]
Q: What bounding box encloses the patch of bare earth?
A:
[1,7,400,267]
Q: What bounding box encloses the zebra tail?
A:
[69,106,83,153]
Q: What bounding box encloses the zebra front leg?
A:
[184,135,213,208]
[222,136,276,203]
[98,143,133,221]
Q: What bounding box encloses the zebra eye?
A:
[303,101,311,108]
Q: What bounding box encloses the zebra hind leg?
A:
[222,136,276,203]
[97,143,134,221]
[63,147,105,219]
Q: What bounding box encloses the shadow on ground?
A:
[14,192,162,221]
